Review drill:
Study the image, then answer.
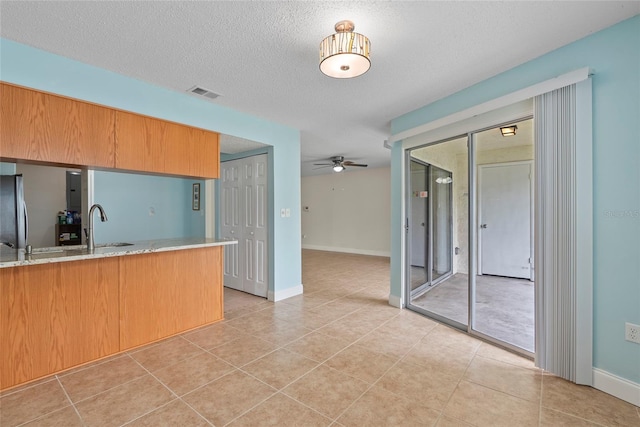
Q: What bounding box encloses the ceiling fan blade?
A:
[312,165,332,170]
[313,163,332,166]
[344,162,368,167]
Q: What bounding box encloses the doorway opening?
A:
[406,117,535,355]
[220,153,269,298]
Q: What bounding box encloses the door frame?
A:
[395,69,593,383]
[216,146,274,299]
[404,135,463,328]
[404,117,537,357]
[477,160,534,280]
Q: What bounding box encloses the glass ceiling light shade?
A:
[319,20,371,78]
[333,164,345,172]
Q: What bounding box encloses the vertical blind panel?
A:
[534,84,577,382]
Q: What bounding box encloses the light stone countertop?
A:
[0,237,237,269]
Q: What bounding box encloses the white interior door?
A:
[221,154,269,297]
[242,155,268,297]
[220,162,241,290]
[479,161,532,279]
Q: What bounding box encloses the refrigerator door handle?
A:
[23,200,28,244]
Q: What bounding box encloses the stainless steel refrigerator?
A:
[0,174,28,249]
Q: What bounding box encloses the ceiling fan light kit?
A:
[313,156,368,173]
[319,20,371,79]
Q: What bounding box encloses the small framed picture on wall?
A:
[192,183,200,210]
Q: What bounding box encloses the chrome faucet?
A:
[86,204,108,251]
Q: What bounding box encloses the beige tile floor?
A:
[2,250,639,426]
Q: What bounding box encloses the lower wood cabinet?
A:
[119,247,223,350]
[0,246,223,391]
[0,258,120,390]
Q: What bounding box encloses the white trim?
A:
[302,244,390,258]
[388,293,403,308]
[574,78,594,384]
[391,67,590,143]
[268,284,303,302]
[204,179,215,239]
[593,368,640,406]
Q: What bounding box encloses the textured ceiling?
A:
[1,1,637,175]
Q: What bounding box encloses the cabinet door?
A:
[119,247,223,350]
[0,83,115,167]
[0,258,119,389]
[115,110,219,178]
[189,130,219,178]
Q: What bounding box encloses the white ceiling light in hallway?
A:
[319,20,371,79]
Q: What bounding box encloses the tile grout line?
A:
[538,371,544,427]
[433,336,482,426]
[65,354,159,406]
[328,325,435,424]
[129,357,180,400]
[537,374,611,427]
[56,375,87,427]
[0,377,58,399]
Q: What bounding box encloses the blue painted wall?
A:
[0,162,17,175]
[391,16,640,383]
[93,171,205,242]
[0,38,302,295]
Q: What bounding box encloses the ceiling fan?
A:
[313,156,368,172]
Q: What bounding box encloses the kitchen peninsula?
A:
[0,238,236,390]
[0,82,230,391]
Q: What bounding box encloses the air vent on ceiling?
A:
[187,85,221,100]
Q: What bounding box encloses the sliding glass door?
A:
[405,120,535,356]
[470,121,535,353]
[406,136,465,327]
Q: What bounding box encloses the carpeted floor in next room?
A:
[1,250,638,426]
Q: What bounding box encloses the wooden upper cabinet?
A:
[115,110,219,178]
[0,83,115,167]
[0,82,219,178]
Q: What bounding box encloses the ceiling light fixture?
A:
[333,163,345,172]
[319,20,371,79]
[500,125,518,137]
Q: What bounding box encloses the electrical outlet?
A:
[625,322,640,344]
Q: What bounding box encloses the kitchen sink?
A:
[95,242,134,248]
[32,247,68,253]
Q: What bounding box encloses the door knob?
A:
[480,224,488,229]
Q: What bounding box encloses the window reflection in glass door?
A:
[406,135,467,327]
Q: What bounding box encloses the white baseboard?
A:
[388,293,404,308]
[592,368,640,406]
[302,244,390,258]
[268,284,303,302]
